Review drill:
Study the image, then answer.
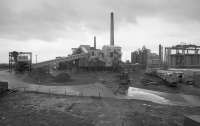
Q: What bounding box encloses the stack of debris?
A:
[141,77,159,86]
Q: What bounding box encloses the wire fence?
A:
[8,85,104,98]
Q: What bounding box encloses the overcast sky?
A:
[0,0,200,63]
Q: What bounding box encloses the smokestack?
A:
[159,44,163,63]
[94,36,96,49]
[110,12,114,46]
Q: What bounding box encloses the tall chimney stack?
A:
[110,12,114,46]
[94,36,96,49]
[159,44,163,64]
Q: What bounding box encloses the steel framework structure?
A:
[164,44,200,68]
[9,51,32,72]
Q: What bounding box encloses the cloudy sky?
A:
[0,0,200,63]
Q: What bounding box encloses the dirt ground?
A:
[57,70,200,96]
[20,68,200,96]
[1,69,200,126]
[23,71,118,86]
[0,91,200,126]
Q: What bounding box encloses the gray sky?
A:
[0,0,200,63]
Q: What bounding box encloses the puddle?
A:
[126,87,172,105]
[126,87,200,106]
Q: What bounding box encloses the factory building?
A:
[70,42,121,68]
[102,45,121,67]
[131,47,150,66]
[131,46,160,69]
[32,12,122,70]
[56,12,122,70]
[165,44,200,68]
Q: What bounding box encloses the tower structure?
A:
[110,12,114,46]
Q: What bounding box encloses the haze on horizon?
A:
[0,0,200,63]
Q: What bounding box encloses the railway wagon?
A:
[156,70,183,86]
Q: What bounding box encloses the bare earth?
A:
[1,69,200,126]
[1,92,200,126]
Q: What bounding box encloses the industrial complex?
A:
[15,12,122,72]
[5,12,200,89]
[1,12,200,126]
